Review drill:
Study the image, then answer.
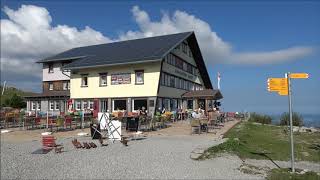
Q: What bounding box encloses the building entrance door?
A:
[198,99,206,111]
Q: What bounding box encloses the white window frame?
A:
[75,101,81,110]
[82,100,88,110]
[49,82,53,91]
[100,99,108,112]
[49,101,54,111]
[112,99,127,112]
[37,101,41,111]
[31,101,36,110]
[89,100,94,110]
[135,70,144,85]
[55,101,60,111]
[99,73,108,86]
[132,99,148,112]
[81,74,88,87]
[63,81,70,90]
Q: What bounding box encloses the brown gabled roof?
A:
[24,91,70,99]
[182,89,223,100]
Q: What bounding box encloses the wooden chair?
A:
[34,117,43,129]
[191,119,201,135]
[64,116,73,130]
[206,111,220,133]
[48,119,57,132]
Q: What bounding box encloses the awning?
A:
[24,91,70,99]
[182,89,223,100]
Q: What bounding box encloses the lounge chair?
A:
[42,135,62,152]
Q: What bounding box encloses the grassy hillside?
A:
[200,121,320,162]
[0,86,36,107]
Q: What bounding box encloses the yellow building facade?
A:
[62,32,213,115]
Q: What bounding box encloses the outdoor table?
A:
[73,116,82,129]
[125,116,139,131]
[25,116,36,130]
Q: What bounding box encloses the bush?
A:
[4,93,26,108]
[248,113,272,124]
[280,112,303,126]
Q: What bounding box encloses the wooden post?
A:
[46,111,49,129]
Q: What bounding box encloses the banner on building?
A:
[111,73,131,85]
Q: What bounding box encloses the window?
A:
[81,74,88,87]
[187,100,193,109]
[37,101,41,110]
[49,82,53,90]
[55,101,60,110]
[175,77,180,89]
[160,73,165,86]
[99,73,107,86]
[149,100,154,108]
[188,49,193,57]
[164,99,170,111]
[170,76,175,87]
[63,81,70,90]
[175,58,183,69]
[182,42,188,53]
[49,101,54,110]
[187,64,193,74]
[157,98,163,110]
[100,99,108,112]
[75,101,81,110]
[48,63,54,73]
[82,101,88,109]
[31,102,36,110]
[171,99,177,111]
[175,44,180,50]
[133,99,147,111]
[113,100,127,111]
[165,74,170,86]
[183,62,187,71]
[135,70,144,84]
[89,100,94,110]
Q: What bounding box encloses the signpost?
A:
[267,72,309,173]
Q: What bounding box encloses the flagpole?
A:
[217,72,221,90]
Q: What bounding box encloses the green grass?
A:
[267,168,320,180]
[200,122,320,162]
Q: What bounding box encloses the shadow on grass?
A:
[250,151,281,169]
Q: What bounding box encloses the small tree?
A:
[248,112,272,124]
[5,93,26,108]
[280,112,303,127]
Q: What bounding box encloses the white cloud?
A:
[1,5,111,91]
[121,6,315,66]
[231,46,315,65]
[0,5,315,91]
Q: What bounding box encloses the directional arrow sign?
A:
[268,87,288,92]
[289,73,309,79]
[278,90,288,96]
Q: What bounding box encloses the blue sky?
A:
[1,0,319,114]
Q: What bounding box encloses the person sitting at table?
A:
[192,110,199,119]
[140,107,147,116]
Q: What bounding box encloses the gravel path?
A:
[1,135,261,179]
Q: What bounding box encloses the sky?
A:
[1,0,319,114]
